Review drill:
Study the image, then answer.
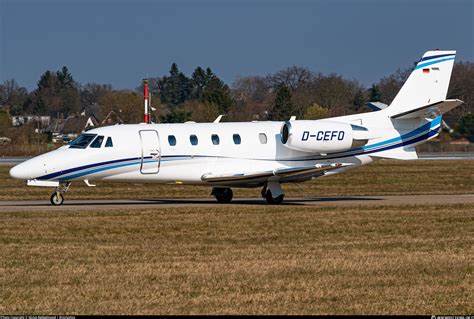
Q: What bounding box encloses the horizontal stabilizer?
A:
[367,101,388,111]
[201,163,351,184]
[390,99,463,119]
[369,147,418,160]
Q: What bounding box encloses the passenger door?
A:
[139,130,160,174]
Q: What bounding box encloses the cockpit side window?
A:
[69,133,97,149]
[90,135,104,148]
[105,137,113,147]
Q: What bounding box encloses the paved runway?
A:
[0,194,472,211]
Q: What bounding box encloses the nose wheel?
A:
[50,182,71,206]
[50,192,64,206]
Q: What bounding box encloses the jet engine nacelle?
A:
[281,120,369,154]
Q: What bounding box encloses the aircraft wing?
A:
[390,99,463,119]
[201,163,349,184]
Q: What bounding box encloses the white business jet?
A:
[10,50,463,205]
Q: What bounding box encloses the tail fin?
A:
[387,50,457,118]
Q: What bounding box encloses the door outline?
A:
[139,130,161,174]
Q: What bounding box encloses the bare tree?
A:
[0,79,28,114]
[376,67,411,104]
[267,66,312,91]
[80,83,113,108]
[447,61,474,121]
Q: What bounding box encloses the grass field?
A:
[0,160,473,314]
[0,160,473,200]
[1,204,472,314]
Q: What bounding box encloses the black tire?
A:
[265,191,284,205]
[50,193,64,206]
[261,184,267,198]
[214,188,233,203]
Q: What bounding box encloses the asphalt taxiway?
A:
[0,194,472,212]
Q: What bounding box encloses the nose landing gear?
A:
[50,192,64,205]
[50,182,71,206]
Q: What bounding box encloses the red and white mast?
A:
[143,79,149,124]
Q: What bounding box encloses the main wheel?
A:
[261,184,267,198]
[50,192,64,206]
[265,191,284,205]
[213,188,233,203]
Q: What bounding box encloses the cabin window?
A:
[168,135,177,146]
[69,133,97,149]
[105,137,113,147]
[90,135,104,148]
[211,134,220,145]
[190,135,198,145]
[233,134,241,145]
[259,133,267,144]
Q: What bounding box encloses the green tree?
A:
[158,63,192,107]
[33,67,80,117]
[159,107,192,123]
[457,113,474,138]
[187,67,233,113]
[368,84,383,102]
[268,86,295,121]
[202,75,233,113]
[57,66,74,90]
[191,66,209,99]
[352,88,368,112]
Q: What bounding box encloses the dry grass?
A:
[0,159,473,201]
[0,204,472,314]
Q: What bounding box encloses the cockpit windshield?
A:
[69,133,97,149]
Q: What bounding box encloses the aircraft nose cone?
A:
[9,163,28,180]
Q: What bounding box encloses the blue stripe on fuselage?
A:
[38,156,144,180]
[58,159,158,181]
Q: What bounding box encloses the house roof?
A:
[44,114,99,134]
[83,104,104,122]
[450,137,471,145]
[101,110,123,125]
[44,118,65,133]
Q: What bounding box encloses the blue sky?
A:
[1,0,472,90]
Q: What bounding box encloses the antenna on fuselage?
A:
[213,115,224,123]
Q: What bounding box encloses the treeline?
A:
[1,61,473,135]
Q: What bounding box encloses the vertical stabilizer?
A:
[387,50,456,117]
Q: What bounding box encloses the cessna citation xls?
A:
[10,50,463,205]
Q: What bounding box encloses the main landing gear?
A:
[50,182,71,206]
[261,182,285,205]
[212,187,233,203]
[212,182,285,205]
